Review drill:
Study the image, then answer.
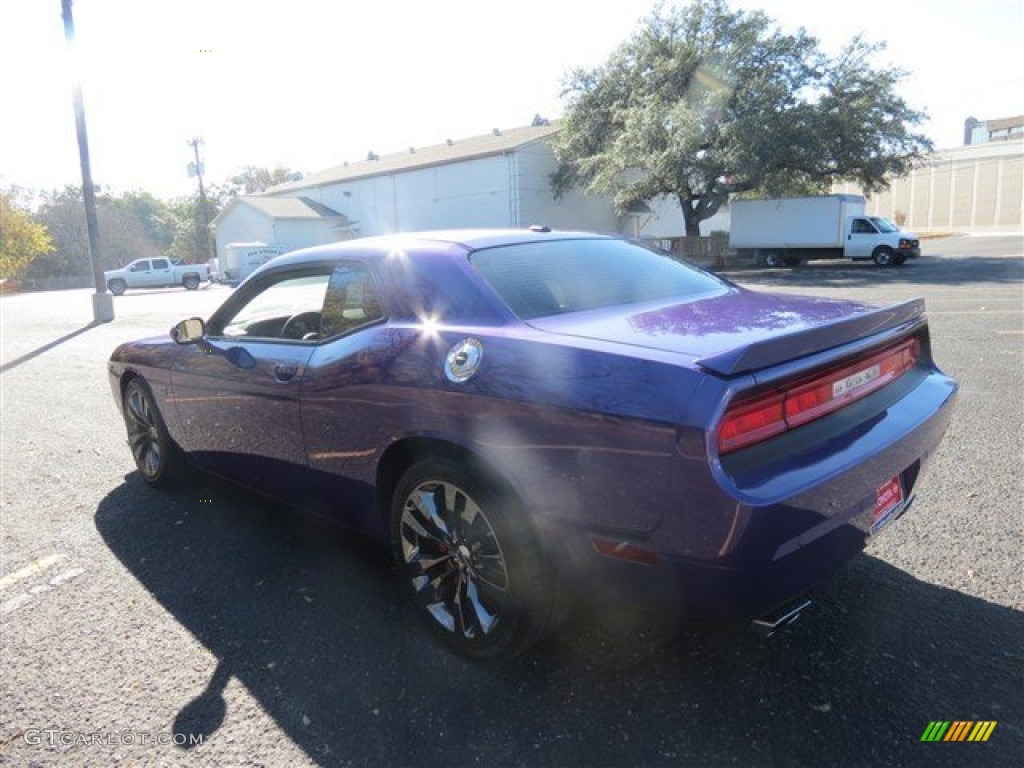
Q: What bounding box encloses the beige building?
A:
[834,137,1023,233]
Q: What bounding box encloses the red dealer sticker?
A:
[871,476,905,535]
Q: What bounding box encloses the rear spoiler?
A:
[696,299,926,376]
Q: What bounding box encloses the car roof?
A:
[266,228,616,270]
[389,228,613,250]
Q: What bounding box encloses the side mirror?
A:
[171,317,205,344]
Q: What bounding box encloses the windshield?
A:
[469,238,724,320]
[868,217,900,233]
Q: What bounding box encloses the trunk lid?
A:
[527,288,924,376]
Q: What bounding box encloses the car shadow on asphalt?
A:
[95,474,1023,767]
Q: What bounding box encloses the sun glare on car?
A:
[419,314,440,338]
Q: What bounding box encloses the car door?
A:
[169,267,333,498]
[297,262,391,531]
[846,217,879,259]
[150,257,174,287]
[128,259,152,286]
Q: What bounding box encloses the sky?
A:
[1,0,1022,201]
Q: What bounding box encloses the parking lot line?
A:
[0,553,68,590]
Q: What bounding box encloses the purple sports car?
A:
[108,229,957,658]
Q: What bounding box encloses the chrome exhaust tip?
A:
[751,598,813,637]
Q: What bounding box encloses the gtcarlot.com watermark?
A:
[22,729,204,748]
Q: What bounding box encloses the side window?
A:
[319,263,385,339]
[130,260,150,271]
[152,258,170,269]
[217,272,331,341]
[852,219,876,234]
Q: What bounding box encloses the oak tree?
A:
[551,0,931,235]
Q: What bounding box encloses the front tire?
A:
[390,458,564,659]
[108,279,126,296]
[872,247,895,266]
[122,378,184,487]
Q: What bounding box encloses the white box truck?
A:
[729,195,921,267]
[210,242,285,285]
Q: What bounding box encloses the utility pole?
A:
[61,0,113,322]
[187,137,213,261]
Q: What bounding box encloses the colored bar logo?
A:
[921,721,997,742]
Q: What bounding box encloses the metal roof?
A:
[210,195,353,226]
[238,196,348,219]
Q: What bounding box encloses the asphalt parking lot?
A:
[1,235,1021,767]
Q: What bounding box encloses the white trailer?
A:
[729,195,921,267]
[211,242,285,285]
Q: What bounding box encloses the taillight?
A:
[718,338,920,454]
[718,393,786,453]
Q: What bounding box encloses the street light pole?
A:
[61,0,113,322]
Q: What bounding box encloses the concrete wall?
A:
[273,140,640,238]
[834,139,1023,232]
[254,139,741,245]
[281,154,515,235]
[514,141,620,233]
[271,219,339,252]
[515,142,729,238]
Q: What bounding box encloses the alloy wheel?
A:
[398,480,509,641]
[125,384,163,479]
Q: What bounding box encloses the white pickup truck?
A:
[104,258,210,295]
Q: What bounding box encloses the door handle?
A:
[274,364,298,382]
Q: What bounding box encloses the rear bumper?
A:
[552,484,915,621]
[551,507,882,620]
[543,368,957,621]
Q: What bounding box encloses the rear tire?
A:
[390,457,564,659]
[764,252,783,268]
[183,274,200,290]
[108,279,126,296]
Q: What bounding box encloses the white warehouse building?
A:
[211,123,716,262]
[211,195,357,261]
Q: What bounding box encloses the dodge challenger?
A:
[108,229,958,658]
